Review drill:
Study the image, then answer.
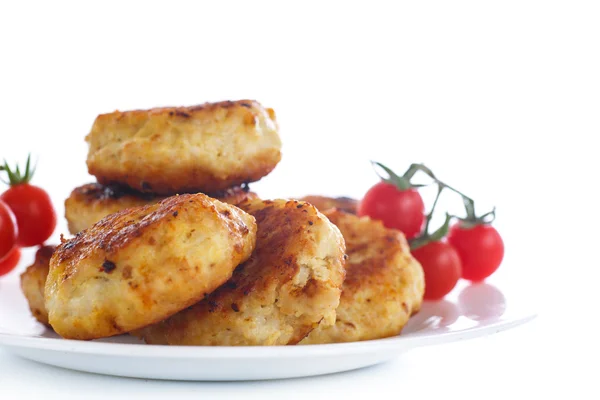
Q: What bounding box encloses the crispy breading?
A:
[300,195,358,214]
[20,245,56,326]
[86,100,281,194]
[64,183,258,234]
[134,199,346,346]
[45,193,257,340]
[300,210,424,344]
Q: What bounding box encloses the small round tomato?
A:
[358,182,425,239]
[1,184,57,247]
[0,200,18,260]
[447,223,504,282]
[0,246,21,276]
[412,241,462,300]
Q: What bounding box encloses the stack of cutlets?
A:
[20,99,426,346]
[64,100,279,235]
[22,99,348,345]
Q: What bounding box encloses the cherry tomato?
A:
[0,246,21,276]
[358,182,425,239]
[447,223,504,282]
[412,241,462,300]
[0,200,18,260]
[1,184,57,247]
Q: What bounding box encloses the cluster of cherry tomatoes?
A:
[358,162,504,300]
[0,155,57,276]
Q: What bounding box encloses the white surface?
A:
[0,277,535,381]
[0,0,598,398]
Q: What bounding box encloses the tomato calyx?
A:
[437,181,495,229]
[371,161,426,191]
[0,154,36,186]
[452,207,496,229]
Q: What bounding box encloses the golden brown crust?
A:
[64,183,258,234]
[65,183,160,234]
[300,210,424,344]
[45,193,257,340]
[135,199,346,346]
[300,195,358,214]
[86,100,281,194]
[20,245,56,326]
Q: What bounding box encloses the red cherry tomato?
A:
[0,246,21,276]
[412,241,462,300]
[447,223,504,282]
[0,200,18,260]
[1,184,57,247]
[358,182,425,239]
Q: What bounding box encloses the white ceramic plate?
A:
[0,277,535,381]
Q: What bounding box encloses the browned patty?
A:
[301,210,424,344]
[65,183,258,234]
[86,100,281,194]
[46,193,257,340]
[134,199,346,346]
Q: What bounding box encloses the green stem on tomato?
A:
[423,182,444,235]
[402,163,423,181]
[453,207,497,228]
[427,213,453,242]
[2,154,36,186]
[406,163,477,221]
[410,182,452,250]
[407,163,435,179]
[437,181,475,220]
[371,161,411,190]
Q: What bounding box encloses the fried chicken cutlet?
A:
[301,209,424,344]
[86,100,281,194]
[45,193,257,340]
[135,199,346,346]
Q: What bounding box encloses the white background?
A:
[0,1,598,398]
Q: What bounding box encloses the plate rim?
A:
[0,313,537,359]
